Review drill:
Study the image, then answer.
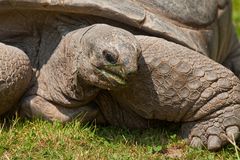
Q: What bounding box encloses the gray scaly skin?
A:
[0,43,32,114]
[96,36,240,151]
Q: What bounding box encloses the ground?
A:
[0,1,240,159]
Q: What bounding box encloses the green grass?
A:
[1,1,240,160]
[0,118,239,160]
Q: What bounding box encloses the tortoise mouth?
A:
[95,65,127,86]
[99,69,126,85]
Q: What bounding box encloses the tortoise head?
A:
[71,24,141,90]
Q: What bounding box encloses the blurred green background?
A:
[233,0,240,36]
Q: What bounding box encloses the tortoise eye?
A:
[102,50,118,64]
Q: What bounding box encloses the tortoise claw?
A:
[190,137,204,148]
[226,126,240,141]
[207,135,222,151]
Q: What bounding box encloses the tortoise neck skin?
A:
[32,24,141,107]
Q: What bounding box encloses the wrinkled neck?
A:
[35,29,100,107]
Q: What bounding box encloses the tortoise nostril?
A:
[102,50,118,64]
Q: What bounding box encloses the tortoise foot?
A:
[182,104,240,151]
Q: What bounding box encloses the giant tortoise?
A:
[0,0,239,151]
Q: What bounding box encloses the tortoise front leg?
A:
[0,43,32,115]
[137,36,240,151]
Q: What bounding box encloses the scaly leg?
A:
[0,43,32,115]
[136,36,240,151]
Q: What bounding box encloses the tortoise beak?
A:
[96,64,128,85]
